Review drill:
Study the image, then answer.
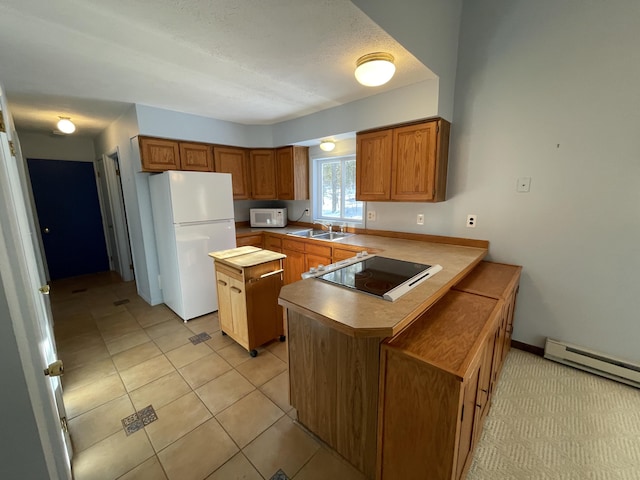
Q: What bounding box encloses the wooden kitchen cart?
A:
[209,246,286,357]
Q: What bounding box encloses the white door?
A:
[0,89,72,479]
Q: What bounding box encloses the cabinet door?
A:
[475,331,497,446]
[139,137,180,172]
[306,253,331,271]
[276,146,309,200]
[502,286,518,363]
[264,235,283,253]
[216,271,234,335]
[228,276,249,348]
[250,149,277,199]
[283,249,305,285]
[456,363,481,480]
[356,130,392,201]
[179,142,213,171]
[214,146,251,199]
[391,122,438,201]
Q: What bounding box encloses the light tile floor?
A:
[52,272,364,480]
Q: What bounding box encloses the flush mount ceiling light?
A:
[56,117,76,134]
[319,140,336,152]
[354,52,396,87]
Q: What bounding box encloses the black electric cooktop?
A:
[316,256,435,301]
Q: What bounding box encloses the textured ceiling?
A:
[0,0,435,137]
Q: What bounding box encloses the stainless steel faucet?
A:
[313,220,333,233]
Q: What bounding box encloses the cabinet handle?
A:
[217,280,228,287]
[231,286,242,294]
[481,388,488,393]
[260,269,284,279]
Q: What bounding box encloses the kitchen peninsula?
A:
[277,233,490,479]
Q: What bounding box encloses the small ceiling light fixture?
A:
[56,117,76,134]
[319,140,336,152]
[354,52,396,87]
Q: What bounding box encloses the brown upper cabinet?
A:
[276,146,309,200]
[139,136,213,172]
[214,146,251,200]
[179,142,213,172]
[140,136,309,200]
[250,149,278,199]
[139,136,181,171]
[356,118,450,202]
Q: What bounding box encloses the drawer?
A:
[236,234,263,248]
[215,261,244,281]
[264,235,282,251]
[305,242,331,257]
[282,238,306,252]
[333,246,359,261]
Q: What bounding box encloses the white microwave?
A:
[250,208,287,228]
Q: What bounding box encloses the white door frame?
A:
[95,156,119,272]
[103,149,134,281]
[0,94,72,478]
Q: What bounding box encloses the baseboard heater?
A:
[544,338,640,389]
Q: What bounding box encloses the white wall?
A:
[352,0,463,121]
[272,80,439,145]
[92,106,158,302]
[19,132,96,162]
[136,104,273,147]
[445,0,640,361]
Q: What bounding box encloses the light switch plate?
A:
[517,177,531,192]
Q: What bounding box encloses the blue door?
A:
[27,158,109,280]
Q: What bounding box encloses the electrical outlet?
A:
[417,213,424,225]
[466,214,477,228]
[367,210,376,221]
[304,208,310,217]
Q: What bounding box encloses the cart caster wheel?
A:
[221,331,227,336]
[279,335,286,342]
[250,349,258,358]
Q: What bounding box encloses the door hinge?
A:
[116,169,121,177]
[0,112,5,133]
[60,416,69,433]
[9,140,16,156]
[97,171,101,178]
[130,263,134,271]
[39,285,50,295]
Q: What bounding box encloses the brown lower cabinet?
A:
[377,262,521,480]
[377,291,502,480]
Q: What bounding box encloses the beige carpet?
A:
[468,349,640,479]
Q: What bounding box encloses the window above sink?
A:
[313,155,363,226]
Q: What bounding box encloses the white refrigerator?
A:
[149,170,236,321]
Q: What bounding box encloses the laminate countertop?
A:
[274,232,488,338]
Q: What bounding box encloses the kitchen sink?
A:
[287,229,354,242]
